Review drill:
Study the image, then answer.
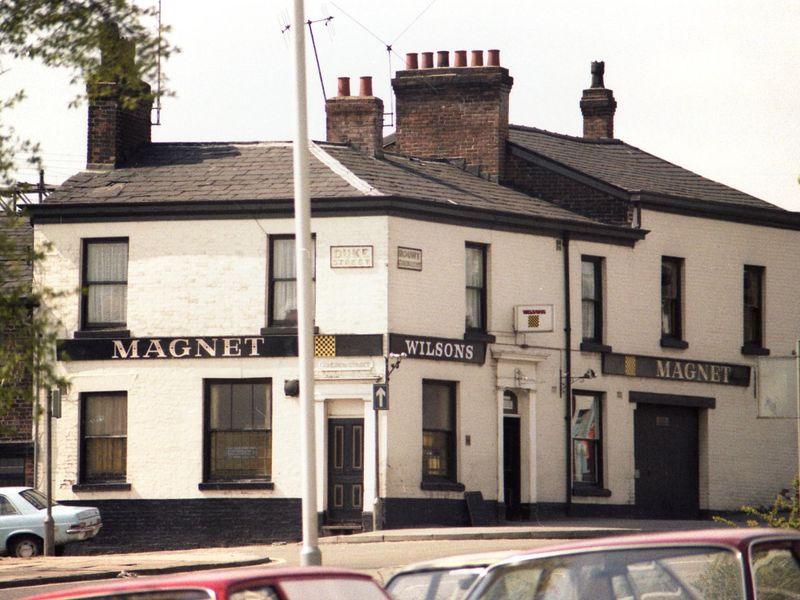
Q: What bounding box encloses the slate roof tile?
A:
[509,125,782,211]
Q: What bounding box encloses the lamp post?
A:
[291,0,321,567]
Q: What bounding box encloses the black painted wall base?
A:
[62,498,302,554]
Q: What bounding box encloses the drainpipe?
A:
[562,232,572,516]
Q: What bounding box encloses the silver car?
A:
[0,486,101,557]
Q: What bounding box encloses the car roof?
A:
[0,486,31,493]
[389,550,521,576]
[498,527,800,562]
[25,566,381,599]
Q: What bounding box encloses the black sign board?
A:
[603,353,751,387]
[373,383,389,410]
[389,334,486,364]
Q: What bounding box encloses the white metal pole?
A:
[291,0,321,566]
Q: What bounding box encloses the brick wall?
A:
[505,153,633,225]
[62,498,302,554]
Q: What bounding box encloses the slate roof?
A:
[42,141,604,227]
[508,126,783,212]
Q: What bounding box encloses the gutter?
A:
[562,231,572,515]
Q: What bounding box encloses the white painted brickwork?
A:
[35,205,800,514]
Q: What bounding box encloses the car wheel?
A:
[11,535,43,558]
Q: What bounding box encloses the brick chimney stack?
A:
[325,76,385,158]
[391,49,513,181]
[580,61,617,139]
[87,23,152,169]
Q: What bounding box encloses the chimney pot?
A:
[405,53,418,70]
[590,61,605,88]
[359,76,373,97]
[487,49,500,66]
[454,50,467,67]
[421,52,434,69]
[436,50,449,67]
[470,50,484,67]
[337,77,351,97]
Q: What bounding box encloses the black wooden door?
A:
[634,403,699,518]
[503,417,522,520]
[327,418,364,523]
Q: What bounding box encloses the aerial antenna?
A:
[152,0,163,125]
[330,0,440,128]
[281,14,334,102]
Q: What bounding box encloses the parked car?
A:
[24,565,393,600]
[386,551,519,600]
[457,528,800,600]
[0,486,101,557]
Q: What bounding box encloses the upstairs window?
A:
[660,257,686,348]
[465,243,487,334]
[743,265,767,354]
[581,256,604,347]
[268,235,315,328]
[82,239,128,330]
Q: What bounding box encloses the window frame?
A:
[80,237,129,331]
[581,256,604,346]
[660,256,687,348]
[571,391,604,492]
[267,234,315,329]
[465,242,488,335]
[743,265,767,354]
[421,379,457,485]
[203,378,272,484]
[79,391,128,484]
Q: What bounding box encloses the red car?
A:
[461,528,800,600]
[23,565,392,600]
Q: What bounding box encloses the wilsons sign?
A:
[603,353,750,387]
[389,334,486,364]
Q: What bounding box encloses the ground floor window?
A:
[422,380,457,483]
[572,391,602,487]
[81,392,127,483]
[205,379,271,481]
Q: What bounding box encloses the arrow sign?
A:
[373,383,389,410]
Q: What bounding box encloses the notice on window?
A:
[330,245,373,268]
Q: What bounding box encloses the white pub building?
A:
[29,45,800,549]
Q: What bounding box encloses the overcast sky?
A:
[5,0,800,210]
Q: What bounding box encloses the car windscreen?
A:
[387,568,485,600]
[471,546,745,600]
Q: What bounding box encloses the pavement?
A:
[0,517,730,590]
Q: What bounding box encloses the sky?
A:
[4,0,800,210]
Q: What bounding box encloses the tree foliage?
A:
[0,1,174,417]
[714,476,800,530]
[0,208,68,416]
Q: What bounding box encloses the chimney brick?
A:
[87,82,152,169]
[326,79,384,158]
[391,61,513,181]
[580,61,617,139]
[86,25,152,169]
